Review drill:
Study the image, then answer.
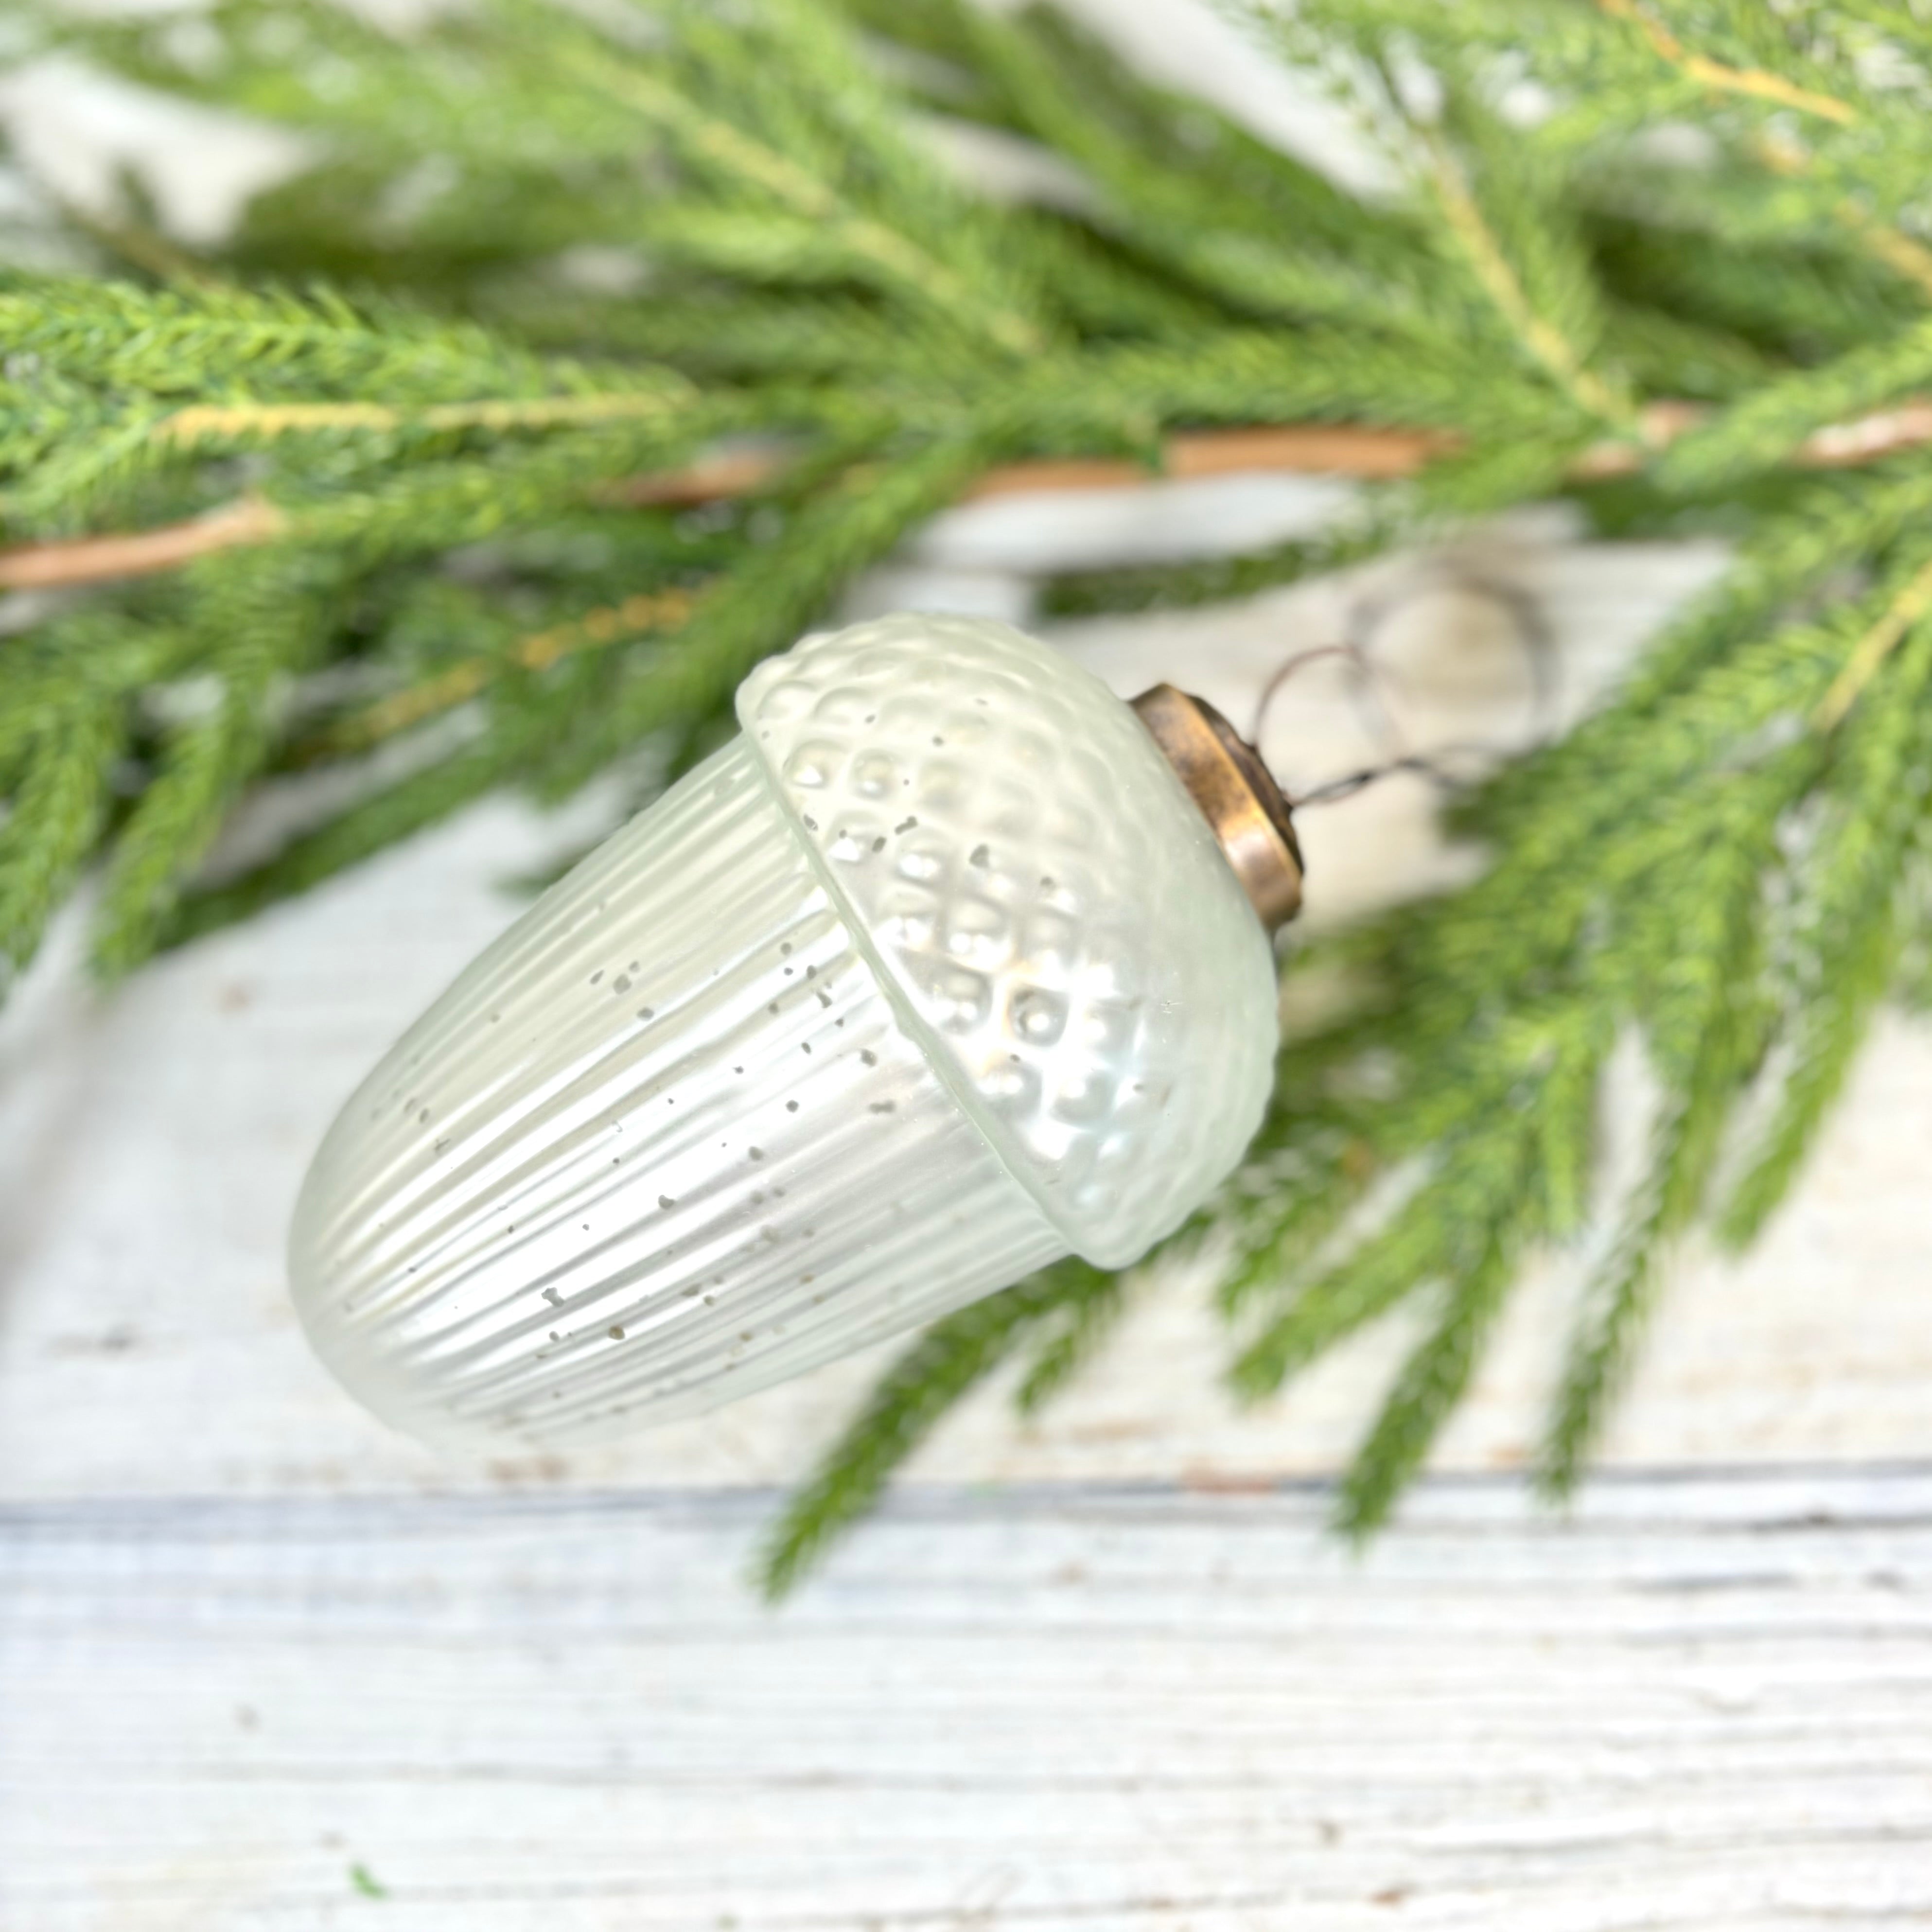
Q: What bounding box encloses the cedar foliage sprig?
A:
[2,0,1930,1592]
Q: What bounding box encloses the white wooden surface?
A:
[7,1474,1932,1930]
[4,485,1932,1927]
[7,7,1932,1919]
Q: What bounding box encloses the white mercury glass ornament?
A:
[288,613,1303,1449]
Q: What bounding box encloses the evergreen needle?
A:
[6,0,1932,1589]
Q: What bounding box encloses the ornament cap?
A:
[1132,684,1303,933]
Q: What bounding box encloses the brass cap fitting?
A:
[1132,684,1303,933]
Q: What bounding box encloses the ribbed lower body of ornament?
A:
[288,738,1065,1450]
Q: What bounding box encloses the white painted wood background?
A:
[5,4,1932,1926]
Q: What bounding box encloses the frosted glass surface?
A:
[739,613,1278,1265]
[287,614,1280,1450]
[287,737,1064,1449]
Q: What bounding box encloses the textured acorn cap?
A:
[738,613,1281,1267]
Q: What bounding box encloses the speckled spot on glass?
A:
[287,614,1277,1451]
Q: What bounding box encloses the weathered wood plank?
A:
[4,1472,1930,1930]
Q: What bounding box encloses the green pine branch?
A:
[7,0,1932,1591]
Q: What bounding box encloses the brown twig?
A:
[299,584,701,760]
[0,496,289,590]
[1593,0,1857,125]
[1751,132,1932,304]
[1849,219,1932,304]
[14,400,1932,597]
[1814,552,1932,730]
[0,425,1455,592]
[601,423,1455,510]
[975,424,1453,491]
[1600,5,1932,307]
[1419,133,1632,430]
[156,390,684,447]
[1594,2,1932,305]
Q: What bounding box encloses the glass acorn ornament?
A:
[288,613,1302,1450]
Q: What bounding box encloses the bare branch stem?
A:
[15,400,1932,596]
